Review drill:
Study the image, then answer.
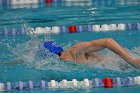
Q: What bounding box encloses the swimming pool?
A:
[0,0,140,92]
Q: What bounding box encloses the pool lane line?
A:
[0,77,140,92]
[0,23,140,36]
[0,0,140,9]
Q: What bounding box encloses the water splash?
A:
[11,37,140,72]
[1,30,140,72]
[86,48,139,72]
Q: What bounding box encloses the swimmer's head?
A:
[43,41,63,56]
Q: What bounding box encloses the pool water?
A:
[0,0,140,93]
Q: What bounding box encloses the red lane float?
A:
[103,78,113,88]
[46,0,53,3]
[69,26,77,33]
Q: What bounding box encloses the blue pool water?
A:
[0,0,140,93]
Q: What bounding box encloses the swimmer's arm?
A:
[0,59,24,65]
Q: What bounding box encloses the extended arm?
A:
[89,38,140,68]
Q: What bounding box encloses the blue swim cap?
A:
[43,41,63,55]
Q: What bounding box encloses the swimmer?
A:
[43,38,140,68]
[1,38,140,68]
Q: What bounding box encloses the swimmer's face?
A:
[59,52,64,60]
[59,51,73,61]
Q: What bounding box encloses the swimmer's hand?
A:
[0,59,24,65]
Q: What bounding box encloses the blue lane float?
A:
[0,28,26,36]
[3,80,48,91]
[0,77,140,92]
[0,23,140,36]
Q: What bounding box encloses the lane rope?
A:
[0,0,140,9]
[0,76,140,91]
[0,23,140,36]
